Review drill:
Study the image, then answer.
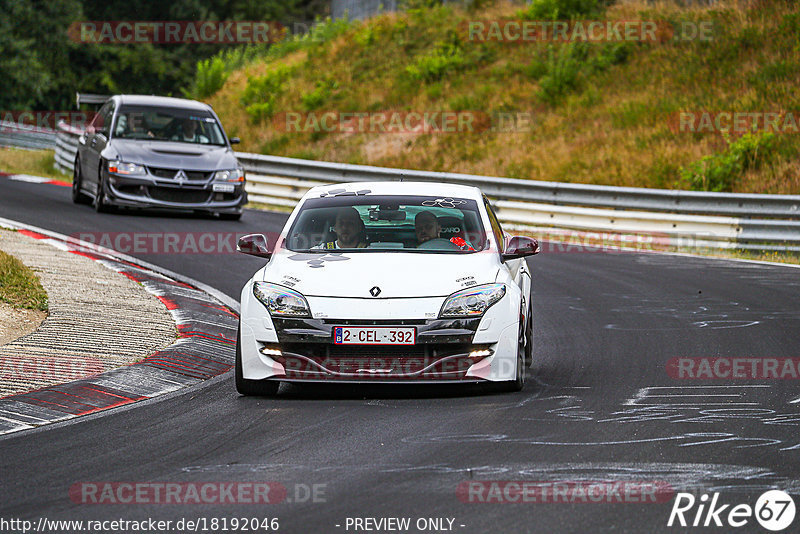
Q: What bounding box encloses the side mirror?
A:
[237,234,271,258]
[229,137,241,145]
[502,235,539,260]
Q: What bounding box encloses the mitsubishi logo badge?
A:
[175,170,187,184]
[369,286,381,297]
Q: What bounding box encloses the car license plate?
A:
[333,327,415,345]
[213,183,235,193]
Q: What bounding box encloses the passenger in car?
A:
[415,210,475,250]
[414,211,441,245]
[315,207,368,249]
[172,119,209,144]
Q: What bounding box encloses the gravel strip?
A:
[0,229,176,397]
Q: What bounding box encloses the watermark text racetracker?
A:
[457,480,674,503]
[72,230,711,256]
[68,21,283,44]
[272,111,532,134]
[668,357,800,380]
[0,355,103,383]
[69,481,325,505]
[0,111,97,133]
[72,232,280,255]
[670,111,800,135]
[463,19,714,43]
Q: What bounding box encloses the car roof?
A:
[304,181,484,201]
[114,95,212,111]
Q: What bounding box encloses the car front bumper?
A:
[106,173,246,212]
[239,286,521,384]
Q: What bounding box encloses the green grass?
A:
[0,247,48,311]
[0,147,68,182]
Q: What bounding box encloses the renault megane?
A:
[235,181,538,395]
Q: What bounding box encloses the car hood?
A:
[262,250,500,298]
[107,139,237,170]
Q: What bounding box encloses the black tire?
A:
[235,326,280,396]
[93,168,112,213]
[502,308,526,392]
[524,298,534,368]
[72,160,90,204]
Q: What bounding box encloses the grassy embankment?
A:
[0,243,48,311]
[192,0,799,194]
[0,147,67,182]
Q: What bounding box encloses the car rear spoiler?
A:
[76,92,111,109]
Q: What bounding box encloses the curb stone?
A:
[0,220,239,435]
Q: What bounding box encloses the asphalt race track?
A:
[2,178,800,533]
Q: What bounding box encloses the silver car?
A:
[72,94,246,220]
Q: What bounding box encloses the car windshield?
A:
[113,105,226,145]
[285,195,488,253]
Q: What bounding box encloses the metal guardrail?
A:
[238,153,800,219]
[50,122,800,251]
[53,122,82,175]
[0,121,57,151]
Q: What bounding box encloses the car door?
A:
[484,197,531,302]
[82,100,114,194]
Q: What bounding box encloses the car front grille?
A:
[148,167,213,181]
[273,342,483,380]
[328,344,426,359]
[148,187,210,204]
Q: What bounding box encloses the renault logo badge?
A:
[175,169,187,184]
[369,286,381,297]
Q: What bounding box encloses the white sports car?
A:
[235,181,538,395]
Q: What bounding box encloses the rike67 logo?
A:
[668,490,796,531]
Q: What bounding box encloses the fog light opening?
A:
[260,346,283,357]
[468,348,492,360]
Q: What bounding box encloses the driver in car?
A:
[315,207,368,249]
[415,211,475,250]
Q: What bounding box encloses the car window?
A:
[113,105,226,145]
[483,197,505,252]
[285,195,487,253]
[93,101,114,135]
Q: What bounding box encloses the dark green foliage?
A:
[518,0,608,21]
[680,132,777,192]
[0,0,329,111]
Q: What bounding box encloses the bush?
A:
[241,66,294,123]
[525,60,549,80]
[680,132,776,192]
[301,79,339,111]
[537,43,585,104]
[260,134,290,154]
[186,16,352,99]
[405,41,467,82]
[518,0,607,21]
[185,46,274,99]
[190,57,229,99]
[590,42,632,72]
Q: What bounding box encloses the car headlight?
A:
[439,283,506,318]
[108,160,146,175]
[253,282,311,317]
[214,168,245,182]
